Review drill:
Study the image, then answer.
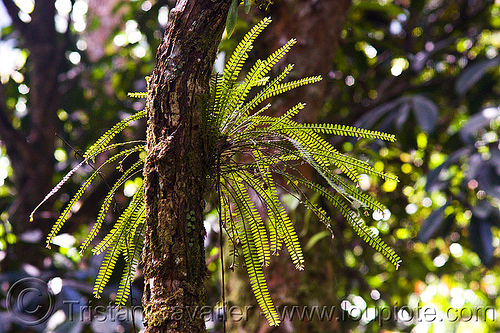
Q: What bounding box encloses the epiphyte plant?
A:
[31,17,400,327]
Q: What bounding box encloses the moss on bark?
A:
[142,1,232,332]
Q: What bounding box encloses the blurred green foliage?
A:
[0,0,500,332]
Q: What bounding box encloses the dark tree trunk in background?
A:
[260,0,351,123]
[142,1,231,332]
[228,1,352,332]
[0,0,64,269]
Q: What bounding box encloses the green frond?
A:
[240,170,304,268]
[93,185,145,256]
[303,123,396,142]
[324,173,387,213]
[268,103,306,130]
[251,150,303,265]
[252,76,271,87]
[348,211,401,269]
[221,39,297,133]
[80,159,144,254]
[30,159,87,222]
[290,174,401,269]
[228,183,280,326]
[261,38,297,72]
[46,167,102,248]
[93,186,145,301]
[93,232,124,298]
[274,169,332,228]
[46,143,144,248]
[284,130,361,182]
[222,17,272,85]
[229,176,271,267]
[87,142,147,163]
[127,92,148,99]
[259,76,323,102]
[31,140,146,224]
[115,220,145,306]
[84,109,147,161]
[235,64,295,121]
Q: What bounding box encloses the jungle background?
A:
[0,0,500,332]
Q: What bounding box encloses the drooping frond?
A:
[223,180,280,326]
[287,174,401,269]
[80,159,144,254]
[208,19,400,325]
[93,229,124,298]
[115,214,145,306]
[46,146,145,248]
[93,184,145,256]
[37,79,149,308]
[227,175,271,267]
[240,170,304,268]
[84,109,147,161]
[29,159,87,222]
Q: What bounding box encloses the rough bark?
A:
[142,1,231,332]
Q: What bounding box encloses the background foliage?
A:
[0,0,499,332]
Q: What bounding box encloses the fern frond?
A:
[84,109,147,161]
[259,76,323,102]
[115,218,145,306]
[221,39,297,133]
[303,123,396,142]
[93,185,145,255]
[93,186,145,301]
[240,170,304,269]
[229,63,295,131]
[127,92,148,99]
[30,159,87,222]
[80,159,144,254]
[251,150,303,265]
[227,180,280,326]
[289,174,401,269]
[229,176,271,267]
[93,232,124,298]
[324,172,386,213]
[222,17,272,84]
[46,145,145,248]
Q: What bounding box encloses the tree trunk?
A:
[142,1,231,332]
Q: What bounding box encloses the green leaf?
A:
[455,57,500,95]
[225,0,239,38]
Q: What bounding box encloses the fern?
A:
[206,18,401,324]
[32,18,401,327]
[84,109,147,161]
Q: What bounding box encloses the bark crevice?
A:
[142,1,231,332]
